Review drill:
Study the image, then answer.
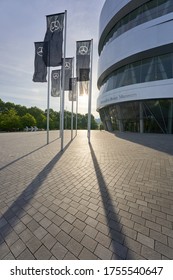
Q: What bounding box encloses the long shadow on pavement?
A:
[0,136,60,172]
[89,143,133,260]
[0,139,72,245]
[114,132,173,156]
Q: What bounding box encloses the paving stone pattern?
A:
[0,130,173,259]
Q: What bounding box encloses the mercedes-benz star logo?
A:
[37,47,43,57]
[50,20,62,32]
[79,46,88,55]
[65,62,71,69]
[53,73,59,79]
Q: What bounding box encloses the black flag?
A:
[64,57,73,91]
[69,78,77,101]
[51,70,61,97]
[79,68,90,82]
[76,40,91,81]
[33,42,47,82]
[44,13,64,67]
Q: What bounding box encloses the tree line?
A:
[0,99,98,132]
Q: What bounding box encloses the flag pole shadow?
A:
[0,135,61,172]
[0,140,72,244]
[89,143,133,259]
[0,144,47,172]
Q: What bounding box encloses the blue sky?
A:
[0,0,105,117]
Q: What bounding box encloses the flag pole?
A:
[76,82,78,136]
[59,70,62,138]
[59,86,61,138]
[71,57,74,141]
[58,70,61,138]
[47,66,50,144]
[87,39,93,144]
[71,87,74,140]
[61,10,67,151]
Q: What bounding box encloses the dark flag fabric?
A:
[69,78,77,101]
[33,42,47,82]
[64,57,73,91]
[79,68,90,82]
[51,69,61,97]
[43,13,64,67]
[76,40,91,81]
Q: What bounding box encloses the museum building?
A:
[97,0,173,133]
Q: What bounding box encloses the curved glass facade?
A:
[100,52,173,95]
[100,0,173,54]
[98,0,173,134]
[99,99,173,134]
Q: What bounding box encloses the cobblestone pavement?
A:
[0,130,173,260]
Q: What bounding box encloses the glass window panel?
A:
[116,21,122,37]
[99,81,107,95]
[141,58,156,82]
[132,61,141,83]
[101,0,173,54]
[143,1,157,22]
[167,0,173,13]
[157,53,173,79]
[104,79,110,92]
[141,59,151,82]
[129,7,142,28]
[130,72,137,85]
[136,6,145,25]
[120,14,130,34]
[158,0,173,16]
[100,53,173,91]
[120,65,129,86]
[117,21,124,37]
[107,75,114,91]
[158,0,169,13]
[112,25,119,41]
[148,58,156,81]
[112,74,118,88]
[108,27,115,43]
[116,68,125,87]
[122,65,136,86]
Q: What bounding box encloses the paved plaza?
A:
[0,130,173,260]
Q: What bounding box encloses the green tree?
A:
[0,109,21,131]
[21,113,36,128]
[0,113,4,131]
[28,106,44,118]
[4,101,16,111]
[48,109,60,130]
[15,104,28,117]
[81,114,88,129]
[0,98,6,113]
[64,110,72,129]
[91,114,98,130]
[28,106,45,128]
[76,113,84,129]
[37,113,47,129]
[0,99,99,131]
